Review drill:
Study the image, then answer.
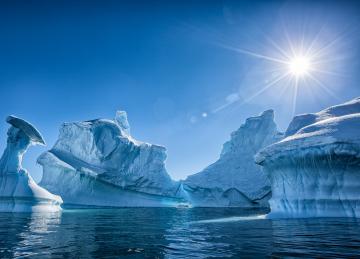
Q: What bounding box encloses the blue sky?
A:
[0,0,360,182]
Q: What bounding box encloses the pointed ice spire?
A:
[115,111,130,136]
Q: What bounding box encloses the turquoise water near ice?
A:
[1,208,360,258]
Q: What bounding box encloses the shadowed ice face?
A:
[7,126,31,153]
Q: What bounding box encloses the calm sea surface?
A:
[0,208,360,258]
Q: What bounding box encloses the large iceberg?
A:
[0,116,62,212]
[38,110,283,208]
[38,111,182,207]
[256,97,360,218]
[183,110,283,207]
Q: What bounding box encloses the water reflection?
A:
[0,212,61,258]
[270,218,360,258]
[0,208,359,258]
[164,208,270,258]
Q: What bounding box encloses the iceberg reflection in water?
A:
[0,208,360,258]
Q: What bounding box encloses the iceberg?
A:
[256,97,360,218]
[38,111,182,207]
[38,110,283,208]
[0,116,62,212]
[183,110,283,207]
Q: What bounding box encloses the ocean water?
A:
[0,208,360,258]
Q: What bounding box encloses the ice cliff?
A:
[38,111,182,207]
[0,116,62,212]
[183,110,283,207]
[256,97,360,218]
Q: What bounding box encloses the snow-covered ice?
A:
[0,116,62,212]
[183,110,283,207]
[256,97,360,218]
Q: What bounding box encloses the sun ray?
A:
[291,77,299,117]
[310,29,350,59]
[281,19,296,58]
[217,43,288,64]
[264,36,292,60]
[212,101,233,113]
[309,67,346,78]
[277,76,294,102]
[300,22,306,55]
[242,72,290,104]
[212,73,289,113]
[305,23,328,57]
[310,55,349,65]
[307,74,341,101]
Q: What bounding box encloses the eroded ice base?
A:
[40,158,183,208]
[265,155,360,218]
[0,173,62,213]
[0,198,62,213]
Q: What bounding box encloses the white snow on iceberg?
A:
[0,116,62,212]
[256,97,360,218]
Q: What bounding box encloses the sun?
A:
[215,28,343,118]
[288,56,311,77]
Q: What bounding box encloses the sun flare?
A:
[288,56,311,76]
[215,26,343,118]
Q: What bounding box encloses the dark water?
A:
[1,208,360,258]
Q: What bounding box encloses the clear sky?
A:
[0,0,359,182]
